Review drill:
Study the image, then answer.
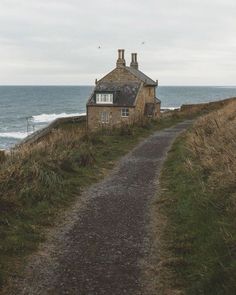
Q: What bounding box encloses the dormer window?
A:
[96,93,113,104]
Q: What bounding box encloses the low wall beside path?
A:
[180,97,236,112]
[17,115,87,148]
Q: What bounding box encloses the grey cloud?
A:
[0,0,235,85]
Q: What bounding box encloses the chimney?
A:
[116,49,126,68]
[130,53,138,70]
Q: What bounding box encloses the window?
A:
[100,111,109,123]
[121,108,129,117]
[96,93,113,104]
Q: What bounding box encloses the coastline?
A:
[0,107,182,151]
[1,85,236,150]
[0,113,87,151]
[0,97,235,292]
[2,95,235,151]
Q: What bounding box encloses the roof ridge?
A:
[126,66,157,85]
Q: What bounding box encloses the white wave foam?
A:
[0,132,31,139]
[32,112,86,123]
[161,106,180,111]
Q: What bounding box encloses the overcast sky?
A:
[0,0,235,85]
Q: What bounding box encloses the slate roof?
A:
[126,67,157,86]
[87,82,141,106]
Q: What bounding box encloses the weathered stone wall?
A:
[87,106,135,130]
[180,97,236,113]
[18,115,86,148]
[134,86,160,118]
[134,86,145,116]
[137,86,155,103]
[155,102,161,118]
[145,86,156,102]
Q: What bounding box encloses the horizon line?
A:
[0,84,236,87]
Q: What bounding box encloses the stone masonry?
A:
[87,49,161,130]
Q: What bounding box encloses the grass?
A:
[0,114,186,291]
[155,100,236,294]
[1,96,234,292]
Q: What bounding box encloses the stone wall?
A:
[180,97,236,113]
[134,86,160,118]
[18,115,86,148]
[87,106,135,130]
[155,101,161,117]
[87,84,160,130]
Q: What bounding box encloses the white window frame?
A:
[96,93,113,104]
[100,111,109,123]
[121,108,129,117]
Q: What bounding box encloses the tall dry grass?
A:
[0,125,95,287]
[187,100,236,201]
[0,116,164,288]
[153,100,236,294]
[181,100,236,293]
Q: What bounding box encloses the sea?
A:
[0,85,236,149]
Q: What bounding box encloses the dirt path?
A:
[12,121,192,295]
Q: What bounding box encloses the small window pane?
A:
[100,112,109,123]
[121,108,129,117]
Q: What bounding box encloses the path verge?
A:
[6,120,193,295]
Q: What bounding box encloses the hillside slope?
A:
[0,115,186,292]
[150,100,236,294]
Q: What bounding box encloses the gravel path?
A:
[14,121,192,295]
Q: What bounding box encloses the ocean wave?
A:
[0,132,31,139]
[161,106,180,111]
[32,112,86,123]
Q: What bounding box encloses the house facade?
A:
[87,49,161,130]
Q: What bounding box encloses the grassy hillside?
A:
[0,115,186,291]
[155,100,236,294]
[1,97,234,292]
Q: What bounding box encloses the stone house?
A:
[86,49,161,130]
